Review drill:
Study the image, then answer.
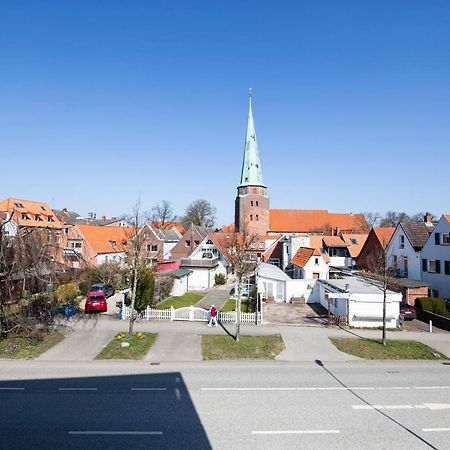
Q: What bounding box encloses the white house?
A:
[421,214,450,300]
[290,246,329,280]
[318,276,402,328]
[0,212,18,237]
[178,233,231,291]
[386,220,434,280]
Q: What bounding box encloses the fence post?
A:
[145,305,150,321]
[189,305,194,321]
[171,306,175,321]
[429,320,433,333]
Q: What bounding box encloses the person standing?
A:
[208,304,218,327]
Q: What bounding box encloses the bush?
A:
[78,281,89,296]
[214,273,226,285]
[156,275,175,301]
[415,297,450,317]
[134,267,155,311]
[55,283,79,306]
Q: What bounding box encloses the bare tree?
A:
[181,199,216,230]
[363,212,381,229]
[410,211,435,222]
[379,211,411,227]
[127,201,147,338]
[150,200,177,228]
[223,229,257,342]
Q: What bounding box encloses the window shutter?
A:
[435,233,440,245]
[422,259,427,272]
[445,261,450,275]
[436,260,441,274]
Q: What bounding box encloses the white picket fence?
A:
[121,305,262,324]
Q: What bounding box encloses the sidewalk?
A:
[36,315,450,362]
[195,284,233,309]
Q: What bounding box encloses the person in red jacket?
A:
[208,304,218,327]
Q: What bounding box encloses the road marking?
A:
[422,428,450,433]
[352,403,450,411]
[69,431,162,435]
[203,386,450,392]
[0,387,25,390]
[59,388,98,391]
[252,430,340,435]
[131,388,167,391]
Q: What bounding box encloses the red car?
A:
[400,302,417,320]
[85,292,107,313]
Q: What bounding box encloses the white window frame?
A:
[442,233,450,245]
[399,235,405,249]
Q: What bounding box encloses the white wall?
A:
[257,276,285,302]
[421,216,450,299]
[187,263,226,291]
[302,256,329,279]
[285,279,320,303]
[386,224,421,280]
[163,242,177,259]
[96,252,126,266]
[171,276,189,297]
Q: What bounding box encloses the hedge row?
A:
[415,297,450,318]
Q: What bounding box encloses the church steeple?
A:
[239,89,265,188]
[235,89,270,236]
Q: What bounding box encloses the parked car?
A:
[85,292,107,313]
[400,302,417,320]
[88,283,115,299]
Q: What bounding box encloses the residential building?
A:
[63,224,133,268]
[290,247,329,280]
[386,218,434,280]
[139,224,181,265]
[421,214,450,300]
[170,224,208,260]
[357,227,395,270]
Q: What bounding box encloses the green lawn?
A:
[96,332,158,360]
[155,292,203,310]
[202,334,285,360]
[221,299,252,312]
[330,338,447,360]
[0,330,64,359]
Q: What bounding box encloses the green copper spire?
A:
[239,89,266,188]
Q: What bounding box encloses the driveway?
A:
[263,301,328,326]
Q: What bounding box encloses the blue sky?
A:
[1,0,449,226]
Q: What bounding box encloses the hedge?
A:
[415,297,450,318]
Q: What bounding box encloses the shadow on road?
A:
[0,372,211,449]
[314,359,438,450]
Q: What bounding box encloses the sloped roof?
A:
[76,224,134,254]
[221,223,235,233]
[308,235,330,263]
[372,227,395,248]
[291,247,320,268]
[256,262,291,281]
[152,226,181,242]
[152,221,185,234]
[0,197,61,229]
[444,214,450,222]
[341,234,369,258]
[269,209,366,233]
[401,221,434,250]
[322,236,349,248]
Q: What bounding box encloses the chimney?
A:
[102,215,106,222]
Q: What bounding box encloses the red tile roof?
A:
[372,227,395,248]
[269,209,366,233]
[77,224,134,254]
[0,197,61,229]
[291,247,320,268]
[322,236,349,248]
[341,234,369,258]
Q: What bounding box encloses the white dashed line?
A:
[0,387,25,390]
[252,430,341,435]
[130,388,167,391]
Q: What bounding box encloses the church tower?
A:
[235,90,270,236]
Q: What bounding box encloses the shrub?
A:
[134,267,155,311]
[156,275,175,301]
[415,297,450,318]
[55,283,79,306]
[78,281,89,296]
[214,273,226,285]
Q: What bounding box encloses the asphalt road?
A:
[1,360,449,449]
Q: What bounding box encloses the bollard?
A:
[429,320,433,333]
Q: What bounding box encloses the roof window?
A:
[14,202,24,208]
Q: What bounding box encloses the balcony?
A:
[180,258,219,269]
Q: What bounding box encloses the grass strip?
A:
[0,330,64,359]
[96,332,158,360]
[155,293,203,310]
[202,334,285,360]
[330,338,447,360]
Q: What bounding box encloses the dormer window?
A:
[47,216,53,222]
[109,240,116,248]
[14,202,24,208]
[35,214,42,221]
[21,213,28,220]
[41,206,46,211]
